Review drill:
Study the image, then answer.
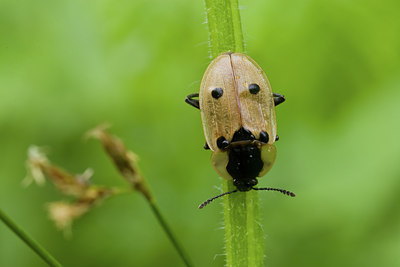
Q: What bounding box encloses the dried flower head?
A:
[86,124,152,201]
[24,146,91,197]
[47,201,89,232]
[23,146,50,186]
[24,126,153,234]
[47,186,113,233]
[24,145,118,233]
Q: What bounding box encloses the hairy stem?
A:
[223,182,264,266]
[204,0,264,266]
[204,0,245,58]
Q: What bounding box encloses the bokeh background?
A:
[1,0,400,266]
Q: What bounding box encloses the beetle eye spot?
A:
[212,88,223,99]
[248,83,260,94]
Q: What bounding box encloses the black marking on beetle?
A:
[212,88,223,99]
[275,135,279,141]
[226,143,262,192]
[259,131,269,143]
[248,84,260,94]
[225,127,262,192]
[231,127,255,143]
[217,136,229,149]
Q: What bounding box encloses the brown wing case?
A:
[199,54,242,152]
[230,53,277,143]
[199,53,277,152]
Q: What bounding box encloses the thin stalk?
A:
[204,0,265,266]
[0,208,63,267]
[87,126,193,267]
[148,201,193,267]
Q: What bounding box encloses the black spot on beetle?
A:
[212,88,223,99]
[231,127,255,142]
[259,131,269,143]
[217,136,229,149]
[248,83,260,94]
[227,144,263,192]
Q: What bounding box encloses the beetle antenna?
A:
[253,187,296,197]
[198,190,238,209]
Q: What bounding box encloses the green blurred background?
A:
[1,0,400,266]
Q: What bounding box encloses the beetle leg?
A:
[273,93,285,106]
[204,142,210,150]
[185,93,200,109]
[275,135,279,141]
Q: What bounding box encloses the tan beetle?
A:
[186,52,295,208]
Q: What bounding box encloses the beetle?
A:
[186,52,295,208]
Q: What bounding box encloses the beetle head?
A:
[233,178,258,192]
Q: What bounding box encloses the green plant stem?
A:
[204,0,265,266]
[0,208,63,267]
[148,201,193,267]
[223,181,264,266]
[204,0,245,58]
